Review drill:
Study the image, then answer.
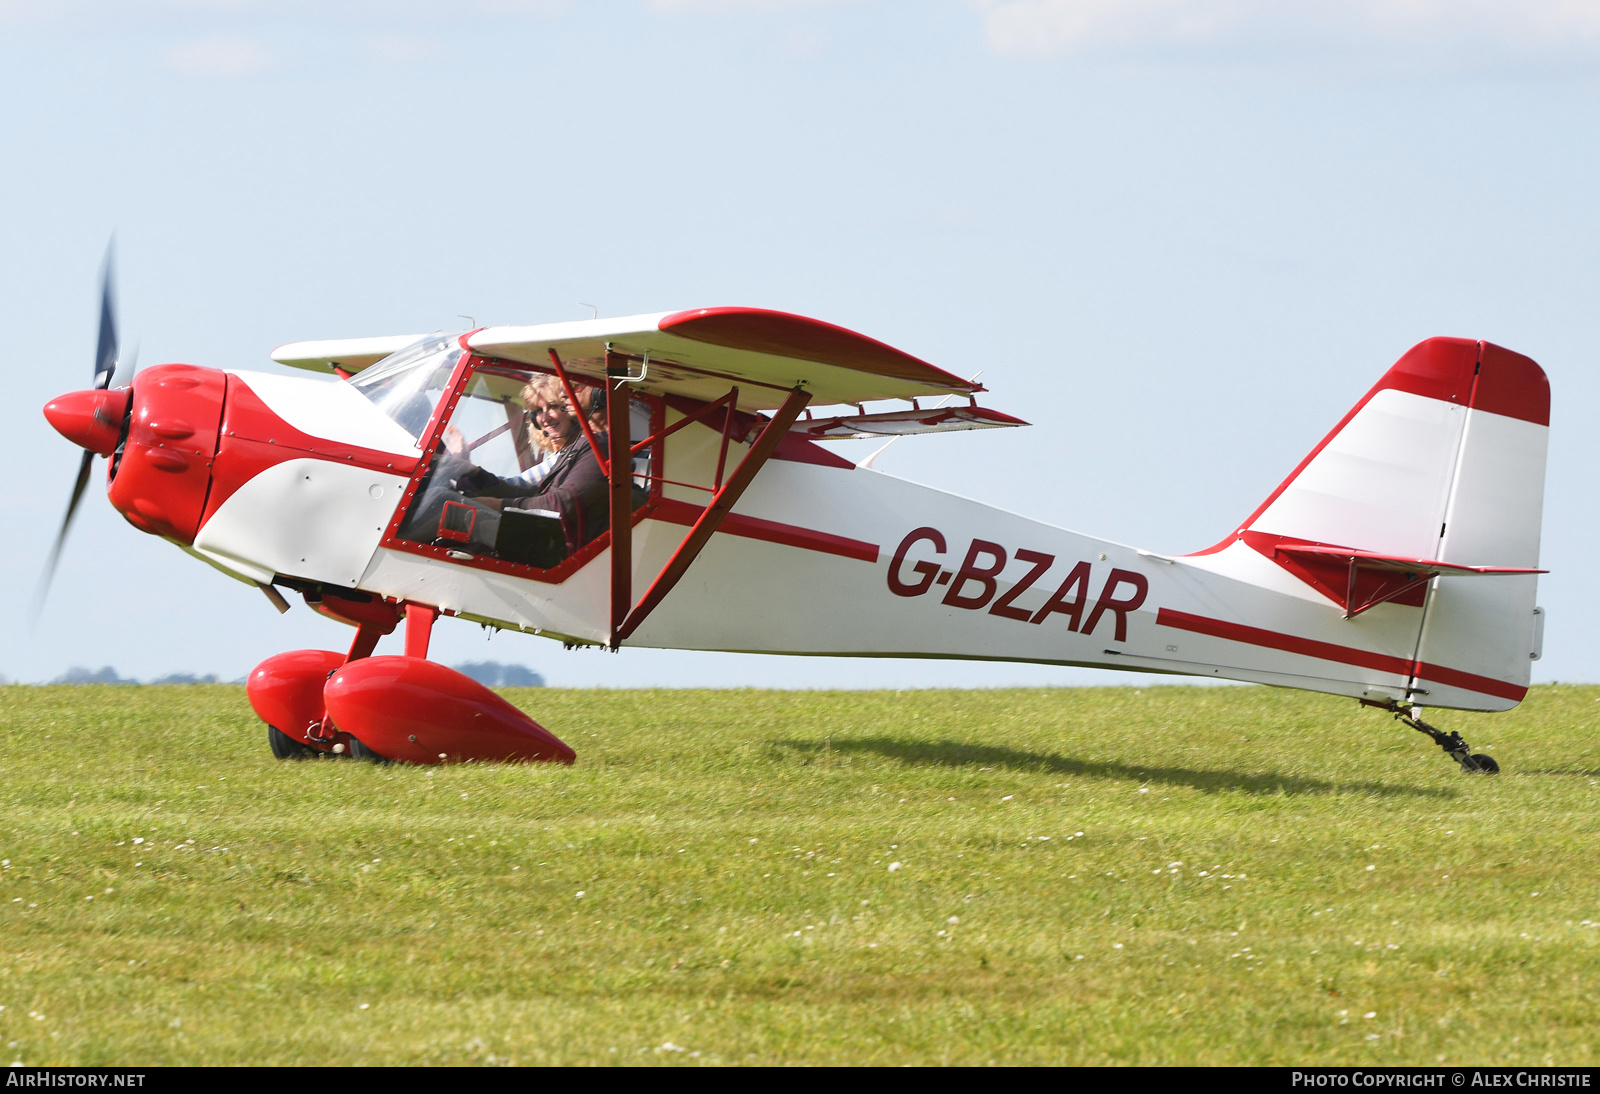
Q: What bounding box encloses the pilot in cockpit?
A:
[447,374,611,553]
[393,374,607,568]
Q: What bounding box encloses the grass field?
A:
[0,682,1597,1066]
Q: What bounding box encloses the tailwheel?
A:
[267,725,322,760]
[1360,699,1501,775]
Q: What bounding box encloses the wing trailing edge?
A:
[795,404,1028,440]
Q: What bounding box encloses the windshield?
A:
[348,333,465,440]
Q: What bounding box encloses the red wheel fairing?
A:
[323,656,574,765]
[247,649,347,745]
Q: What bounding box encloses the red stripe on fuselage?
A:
[652,497,879,562]
[1155,607,1414,676]
[200,375,420,528]
[1412,662,1528,703]
[1154,607,1525,702]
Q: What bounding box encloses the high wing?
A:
[270,308,1025,428]
[271,334,427,375]
[467,307,983,412]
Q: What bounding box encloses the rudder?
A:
[1412,342,1549,709]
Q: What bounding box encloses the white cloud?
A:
[784,24,827,55]
[166,33,275,77]
[971,0,1600,63]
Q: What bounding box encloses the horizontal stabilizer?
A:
[1275,544,1544,577]
[796,404,1028,440]
[1259,534,1546,618]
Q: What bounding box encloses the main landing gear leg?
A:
[1361,699,1500,774]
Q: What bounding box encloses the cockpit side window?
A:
[392,361,660,576]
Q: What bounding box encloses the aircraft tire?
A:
[1468,753,1500,775]
[346,735,392,764]
[267,725,322,760]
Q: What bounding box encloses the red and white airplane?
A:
[41,264,1548,773]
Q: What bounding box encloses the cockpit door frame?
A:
[591,342,812,647]
[375,336,665,588]
[377,333,810,646]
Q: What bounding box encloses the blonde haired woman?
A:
[475,374,603,494]
[447,373,612,556]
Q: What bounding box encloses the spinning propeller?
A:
[35,244,136,614]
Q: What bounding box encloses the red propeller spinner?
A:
[43,388,129,457]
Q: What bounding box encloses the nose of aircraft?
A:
[43,388,130,456]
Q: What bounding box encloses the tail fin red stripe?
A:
[1472,342,1549,426]
[1413,662,1528,703]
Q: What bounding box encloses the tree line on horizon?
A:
[17,661,546,688]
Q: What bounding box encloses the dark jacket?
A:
[460,433,610,552]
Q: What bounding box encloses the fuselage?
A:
[43,326,1542,716]
[51,335,1537,715]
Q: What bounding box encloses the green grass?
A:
[1,682,1598,1066]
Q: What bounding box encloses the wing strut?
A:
[626,387,739,460]
[611,383,812,645]
[548,348,610,476]
[606,350,633,645]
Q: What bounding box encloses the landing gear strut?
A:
[1361,699,1499,774]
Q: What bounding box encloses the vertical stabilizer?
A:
[1194,337,1549,710]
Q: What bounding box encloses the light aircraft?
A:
[41,259,1548,773]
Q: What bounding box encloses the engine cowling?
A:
[108,364,226,542]
[42,362,227,543]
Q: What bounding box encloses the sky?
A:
[2,0,1597,688]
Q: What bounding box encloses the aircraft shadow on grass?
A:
[772,737,1456,800]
